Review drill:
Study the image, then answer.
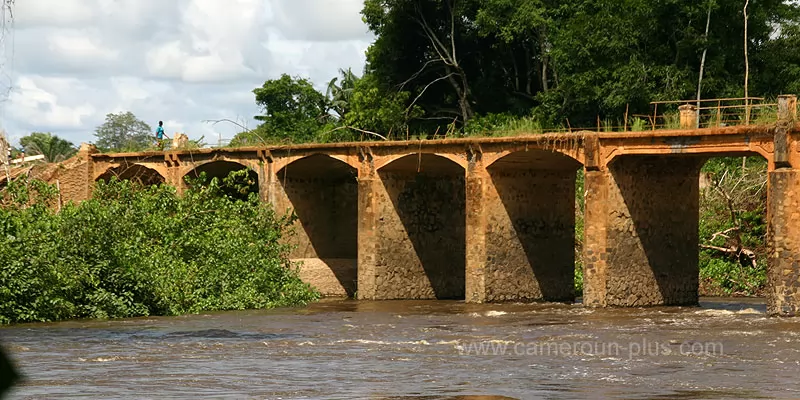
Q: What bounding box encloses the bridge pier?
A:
[583,155,704,307]
[466,152,578,303]
[767,168,800,316]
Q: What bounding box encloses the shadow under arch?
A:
[485,149,583,302]
[604,153,712,305]
[377,153,466,299]
[97,164,165,186]
[185,160,259,199]
[604,151,768,305]
[277,154,358,297]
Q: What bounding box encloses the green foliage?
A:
[19,132,77,163]
[699,257,766,297]
[0,172,319,324]
[243,74,330,145]
[343,73,419,139]
[94,111,153,152]
[574,169,585,296]
[327,68,358,119]
[359,0,800,132]
[698,157,768,296]
[465,113,545,136]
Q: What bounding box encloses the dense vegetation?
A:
[232,0,800,145]
[698,156,768,296]
[0,171,319,324]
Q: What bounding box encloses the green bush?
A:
[0,171,319,324]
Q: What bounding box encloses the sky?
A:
[0,0,374,147]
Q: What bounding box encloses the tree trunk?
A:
[539,30,549,92]
[744,0,750,124]
[696,0,713,129]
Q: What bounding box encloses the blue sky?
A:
[0,0,373,147]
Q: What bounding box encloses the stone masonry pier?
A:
[56,97,800,316]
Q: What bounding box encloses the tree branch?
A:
[405,72,456,115]
[398,59,442,91]
[321,126,387,141]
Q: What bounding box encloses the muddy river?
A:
[2,298,799,399]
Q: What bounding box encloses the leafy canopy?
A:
[19,132,76,163]
[94,111,153,152]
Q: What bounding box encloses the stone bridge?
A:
[56,97,800,316]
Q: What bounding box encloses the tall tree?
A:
[326,68,359,119]
[19,132,77,163]
[361,0,800,130]
[94,112,153,152]
[249,74,329,143]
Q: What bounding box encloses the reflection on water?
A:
[1,298,799,399]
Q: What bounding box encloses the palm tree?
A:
[326,68,359,119]
[19,132,77,163]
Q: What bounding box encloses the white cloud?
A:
[47,30,120,62]
[1,0,374,147]
[8,76,95,130]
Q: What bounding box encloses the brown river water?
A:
[1,298,799,399]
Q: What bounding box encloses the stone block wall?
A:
[55,160,90,204]
[477,168,576,302]
[767,169,800,316]
[364,171,466,299]
[274,159,359,297]
[585,156,704,306]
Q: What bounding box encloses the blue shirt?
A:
[156,126,164,139]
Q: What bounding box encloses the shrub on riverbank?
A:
[0,172,319,324]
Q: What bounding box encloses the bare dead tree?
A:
[700,159,766,271]
[408,0,474,124]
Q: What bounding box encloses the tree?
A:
[344,73,421,137]
[363,0,481,126]
[326,68,359,119]
[19,132,77,163]
[361,0,800,131]
[94,112,153,152]
[248,74,329,144]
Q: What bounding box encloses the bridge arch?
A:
[584,151,770,308]
[376,153,467,174]
[276,154,359,297]
[96,164,166,186]
[476,149,582,302]
[183,160,259,200]
[377,153,466,175]
[374,153,466,299]
[274,153,358,175]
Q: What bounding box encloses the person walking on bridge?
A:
[155,121,170,151]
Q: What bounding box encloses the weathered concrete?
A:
[40,116,800,315]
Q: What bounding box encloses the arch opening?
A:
[484,150,582,302]
[277,154,358,297]
[185,161,258,200]
[377,154,466,300]
[697,154,768,298]
[97,164,165,186]
[594,152,768,306]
